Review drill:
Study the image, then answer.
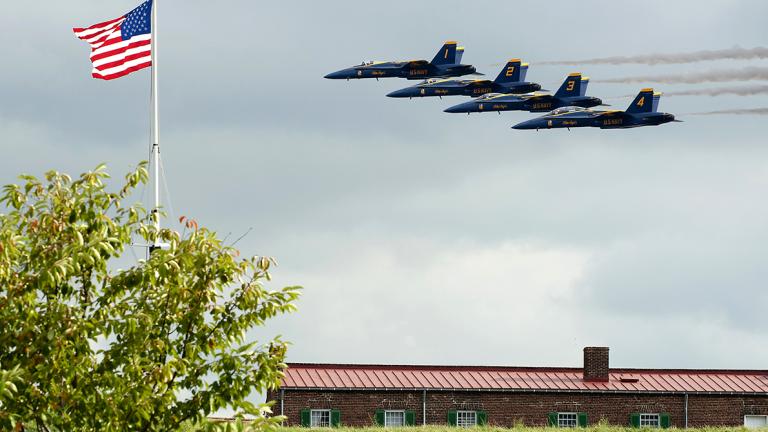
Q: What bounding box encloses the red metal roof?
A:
[281,364,768,394]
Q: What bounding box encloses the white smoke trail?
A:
[688,108,768,116]
[597,67,768,84]
[541,46,768,65]
[609,84,768,99]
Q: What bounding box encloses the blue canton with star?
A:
[122,0,152,41]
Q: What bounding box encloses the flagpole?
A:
[151,0,160,246]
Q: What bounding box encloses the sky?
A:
[2,0,768,377]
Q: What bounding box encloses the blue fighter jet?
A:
[444,73,601,113]
[512,88,679,130]
[386,59,540,98]
[324,41,477,80]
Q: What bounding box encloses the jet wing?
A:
[464,80,494,88]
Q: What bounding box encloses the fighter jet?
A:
[324,41,477,80]
[444,73,601,113]
[386,59,540,98]
[512,88,679,130]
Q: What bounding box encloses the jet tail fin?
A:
[554,73,583,98]
[455,46,465,64]
[626,88,661,113]
[431,41,458,65]
[579,76,589,96]
[494,59,526,83]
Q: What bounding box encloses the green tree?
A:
[0,162,300,431]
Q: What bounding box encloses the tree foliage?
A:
[0,163,300,431]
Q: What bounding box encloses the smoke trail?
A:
[689,108,768,116]
[541,46,768,65]
[597,66,768,84]
[609,84,768,99]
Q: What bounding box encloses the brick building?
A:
[267,347,768,428]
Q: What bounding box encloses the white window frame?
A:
[456,410,477,428]
[310,409,331,428]
[744,415,768,429]
[384,410,406,427]
[639,413,660,428]
[558,412,578,428]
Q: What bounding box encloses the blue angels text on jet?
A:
[512,88,680,130]
[445,73,602,113]
[324,41,477,80]
[386,59,540,98]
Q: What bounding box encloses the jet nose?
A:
[512,119,539,130]
[444,101,473,113]
[386,87,419,98]
[324,69,353,79]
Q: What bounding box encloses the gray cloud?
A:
[541,46,768,65]
[3,0,768,381]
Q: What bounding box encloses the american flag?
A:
[73,0,153,80]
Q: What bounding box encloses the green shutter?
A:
[578,413,588,427]
[630,413,640,428]
[548,412,558,427]
[331,409,341,428]
[375,409,385,426]
[660,413,671,429]
[477,410,488,426]
[448,410,458,426]
[405,410,416,426]
[301,409,311,427]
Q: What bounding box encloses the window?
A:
[311,410,331,428]
[640,414,660,428]
[549,412,586,427]
[385,410,405,427]
[558,413,578,428]
[745,415,768,429]
[457,410,477,428]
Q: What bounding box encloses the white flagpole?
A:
[151,0,160,246]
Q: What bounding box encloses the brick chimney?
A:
[583,347,610,382]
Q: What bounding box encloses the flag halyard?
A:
[73,0,153,80]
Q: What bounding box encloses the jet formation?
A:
[325,41,680,130]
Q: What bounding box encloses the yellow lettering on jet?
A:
[637,96,645,107]
[566,81,575,91]
[505,66,515,77]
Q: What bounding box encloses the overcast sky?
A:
[2,1,768,374]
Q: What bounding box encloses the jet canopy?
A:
[475,92,506,100]
[548,106,588,115]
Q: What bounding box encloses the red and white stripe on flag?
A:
[73,2,152,80]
